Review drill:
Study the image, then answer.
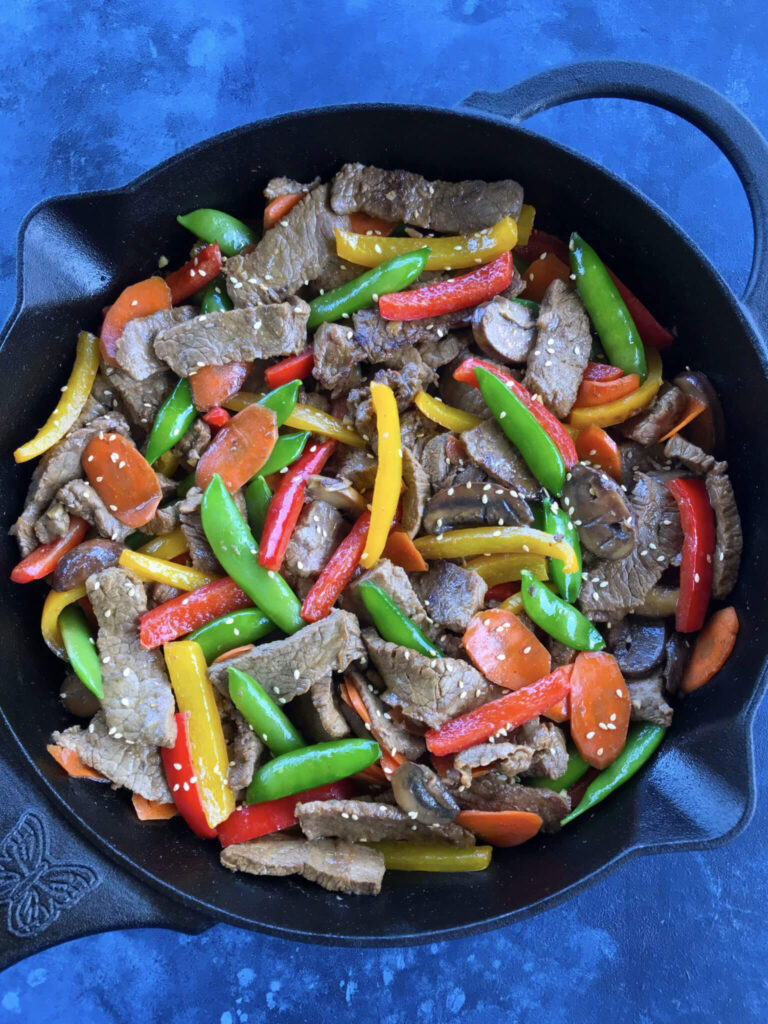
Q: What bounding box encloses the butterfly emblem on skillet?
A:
[0,811,100,938]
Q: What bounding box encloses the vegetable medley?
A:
[11,163,743,896]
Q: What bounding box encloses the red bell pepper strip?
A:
[217,779,357,847]
[379,251,514,321]
[583,362,624,382]
[161,712,217,839]
[453,356,578,468]
[202,407,231,430]
[139,576,252,649]
[484,582,518,604]
[258,440,337,572]
[665,478,716,632]
[165,243,223,305]
[425,665,572,756]
[264,349,315,390]
[574,373,641,408]
[300,511,371,623]
[10,516,89,583]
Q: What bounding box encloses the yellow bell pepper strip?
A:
[370,842,493,872]
[414,526,579,575]
[361,383,402,569]
[225,394,367,450]
[154,449,181,477]
[413,391,483,433]
[464,553,548,586]
[568,347,662,429]
[163,640,235,828]
[137,527,189,561]
[41,585,87,659]
[14,331,100,463]
[334,216,519,271]
[516,204,536,246]
[118,549,218,592]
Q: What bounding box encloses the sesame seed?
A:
[597,747,604,756]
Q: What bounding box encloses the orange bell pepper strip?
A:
[455,809,543,847]
[382,527,428,573]
[569,652,631,769]
[520,252,570,302]
[681,606,739,694]
[191,362,250,412]
[360,383,401,569]
[83,433,162,528]
[462,608,551,690]
[195,403,278,493]
[264,192,303,229]
[132,794,178,821]
[574,424,623,482]
[568,348,662,429]
[574,373,640,408]
[100,276,171,364]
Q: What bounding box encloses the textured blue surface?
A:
[1,1,767,1020]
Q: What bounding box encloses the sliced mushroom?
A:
[51,539,123,592]
[673,370,726,456]
[423,481,530,533]
[305,475,366,516]
[562,464,636,560]
[391,762,459,825]
[606,617,667,677]
[472,296,536,363]
[634,583,679,618]
[60,674,101,718]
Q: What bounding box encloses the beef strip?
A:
[461,418,542,499]
[412,561,486,634]
[618,440,666,490]
[11,412,130,556]
[472,296,536,363]
[621,384,688,446]
[420,432,462,492]
[515,719,569,779]
[150,582,183,606]
[154,301,309,377]
[344,559,435,640]
[220,835,385,896]
[296,799,474,846]
[108,368,174,439]
[208,610,365,703]
[52,712,172,803]
[283,500,347,580]
[454,743,537,787]
[34,499,75,544]
[114,306,196,380]
[398,408,444,460]
[448,773,570,831]
[263,175,320,200]
[627,674,674,727]
[546,637,578,668]
[171,419,211,470]
[178,488,219,572]
[663,435,716,475]
[312,321,365,395]
[86,567,176,748]
[55,480,132,543]
[291,676,351,741]
[332,447,379,491]
[224,706,263,791]
[524,279,591,418]
[578,473,683,621]
[309,251,362,294]
[401,447,431,537]
[142,501,181,536]
[330,163,524,233]
[352,307,466,364]
[364,630,504,729]
[347,359,436,439]
[343,668,425,760]
[706,467,742,599]
[224,184,351,305]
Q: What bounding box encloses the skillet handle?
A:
[460,61,768,336]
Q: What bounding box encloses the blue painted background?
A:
[1,1,767,1020]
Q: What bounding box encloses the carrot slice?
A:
[195,403,278,493]
[132,794,178,821]
[83,433,162,528]
[520,252,570,302]
[340,677,405,777]
[191,362,250,412]
[382,527,429,572]
[462,608,551,691]
[100,277,171,364]
[569,652,631,769]
[263,192,303,230]
[681,606,739,694]
[47,745,106,781]
[574,374,640,408]
[575,424,622,482]
[658,396,707,443]
[542,692,570,723]
[211,644,255,664]
[349,213,396,236]
[455,809,542,847]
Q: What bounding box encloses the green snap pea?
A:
[201,474,303,635]
[200,278,234,313]
[246,738,381,804]
[125,530,151,550]
[358,580,443,658]
[145,378,196,466]
[177,209,258,257]
[189,609,274,663]
[538,497,582,603]
[257,380,300,427]
[258,431,309,477]
[244,475,272,541]
[520,570,604,651]
[228,667,305,755]
[59,605,103,699]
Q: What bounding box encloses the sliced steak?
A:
[621,384,687,446]
[515,718,569,779]
[283,500,347,580]
[344,559,434,639]
[401,447,431,537]
[220,834,385,896]
[663,435,716,475]
[171,419,211,470]
[179,487,219,572]
[108,368,174,439]
[461,418,542,498]
[346,360,436,440]
[225,707,263,791]
[312,321,365,395]
[423,479,532,532]
[448,773,570,832]
[208,610,365,703]
[524,279,591,418]
[399,408,444,461]
[52,712,172,803]
[364,630,503,729]
[352,307,466,364]
[628,674,674,727]
[343,668,426,761]
[55,479,132,543]
[454,742,537,787]
[706,466,742,598]
[86,567,176,748]
[142,501,181,537]
[472,296,536,364]
[412,561,486,634]
[420,432,462,492]
[294,676,351,741]
[296,799,474,846]
[263,175,320,200]
[114,306,196,380]
[34,500,75,544]
[547,637,578,668]
[154,301,309,377]
[330,163,524,233]
[332,447,379,491]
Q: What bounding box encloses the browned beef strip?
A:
[86,568,177,748]
[472,296,536,364]
[171,419,211,470]
[309,251,362,294]
[412,561,486,634]
[263,175,320,200]
[515,719,569,779]
[439,369,493,419]
[178,488,219,572]
[448,773,570,831]
[663,435,716,475]
[52,712,172,803]
[154,301,309,377]
[292,676,351,741]
[461,419,542,498]
[150,582,183,606]
[220,835,385,896]
[546,637,578,667]
[34,500,74,544]
[578,473,683,621]
[312,321,365,395]
[454,743,536,787]
[219,701,263,791]
[332,447,379,491]
[283,500,346,579]
[114,306,196,380]
[344,559,434,640]
[419,432,462,492]
[628,674,674,727]
[524,279,591,419]
[55,480,132,543]
[401,447,431,537]
[398,408,444,460]
[347,359,437,439]
[108,368,174,439]
[142,501,181,537]
[620,384,688,446]
[706,466,742,598]
[352,308,467,366]
[343,668,426,761]
[224,185,351,305]
[363,630,503,729]
[330,163,524,233]
[617,440,666,490]
[11,412,130,556]
[208,610,365,703]
[296,799,474,846]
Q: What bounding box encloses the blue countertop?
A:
[1,2,766,1020]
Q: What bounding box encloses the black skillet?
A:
[1,61,767,969]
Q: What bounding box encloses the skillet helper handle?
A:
[460,60,768,338]
[0,744,210,972]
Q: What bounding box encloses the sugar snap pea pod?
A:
[200,278,234,313]
[371,842,492,872]
[189,609,274,663]
[244,475,272,542]
[257,380,300,427]
[228,667,305,755]
[258,431,310,477]
[520,570,604,651]
[358,580,443,658]
[59,604,103,699]
[177,209,258,257]
[538,497,582,603]
[246,739,380,804]
[145,378,196,466]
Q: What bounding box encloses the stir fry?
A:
[12,163,742,896]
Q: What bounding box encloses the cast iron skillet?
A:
[1,61,767,968]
